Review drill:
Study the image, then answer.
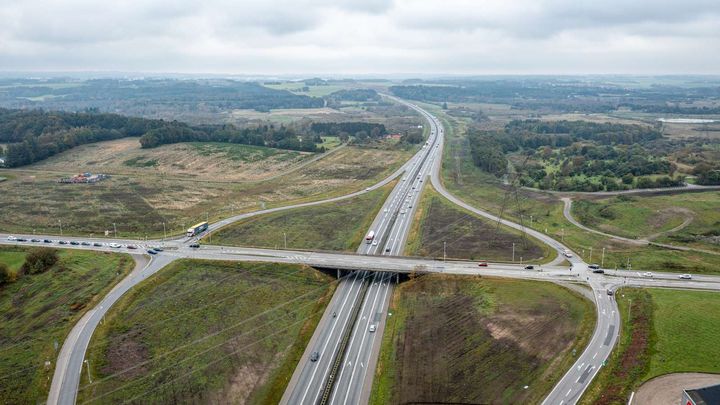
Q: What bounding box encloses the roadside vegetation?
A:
[78,260,335,404]
[406,186,552,263]
[212,182,395,251]
[370,275,595,404]
[582,288,720,404]
[0,246,133,404]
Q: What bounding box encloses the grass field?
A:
[77,260,335,404]
[573,192,720,253]
[0,142,412,238]
[212,181,395,251]
[406,186,552,263]
[0,247,133,404]
[423,102,720,273]
[370,275,595,404]
[582,288,720,404]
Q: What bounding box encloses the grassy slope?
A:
[78,260,335,405]
[0,247,133,404]
[582,288,720,404]
[371,275,595,405]
[425,102,720,274]
[212,181,395,251]
[406,185,553,263]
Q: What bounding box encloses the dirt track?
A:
[634,373,720,405]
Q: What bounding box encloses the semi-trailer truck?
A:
[365,230,375,244]
[187,221,209,237]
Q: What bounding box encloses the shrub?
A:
[20,248,59,275]
[0,263,10,285]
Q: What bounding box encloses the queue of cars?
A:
[5,236,165,253]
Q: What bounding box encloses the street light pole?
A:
[113,223,117,238]
[443,241,446,262]
[561,228,564,242]
[601,247,606,268]
[162,222,166,241]
[589,247,593,263]
[59,220,63,236]
[512,243,515,262]
[283,232,287,249]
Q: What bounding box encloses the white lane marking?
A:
[593,352,598,359]
[577,362,585,370]
[566,389,572,397]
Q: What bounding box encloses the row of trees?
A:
[0,248,59,287]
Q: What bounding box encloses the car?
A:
[642,271,654,277]
[563,250,573,258]
[147,249,157,255]
[17,237,27,242]
[365,188,371,191]
[93,242,102,247]
[6,236,17,241]
[108,243,121,248]
[372,241,378,246]
[402,178,407,181]
[385,247,391,253]
[524,265,534,270]
[588,264,600,269]
[81,241,91,246]
[126,245,137,249]
[30,238,41,242]
[189,243,200,248]
[408,205,413,208]
[152,247,164,252]
[679,274,692,280]
[58,240,67,245]
[369,324,376,333]
[478,261,488,267]
[592,268,605,274]
[607,289,614,296]
[383,209,388,213]
[70,241,79,245]
[43,239,52,243]
[310,351,320,362]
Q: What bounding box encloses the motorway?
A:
[2,98,718,405]
[282,100,444,404]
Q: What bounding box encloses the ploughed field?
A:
[78,260,335,405]
[371,275,595,404]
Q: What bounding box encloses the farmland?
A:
[212,181,395,251]
[406,186,552,263]
[77,260,335,404]
[0,142,413,238]
[0,246,134,404]
[582,288,720,404]
[370,275,595,404]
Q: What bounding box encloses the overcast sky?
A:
[1,0,719,76]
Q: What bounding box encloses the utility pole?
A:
[561,228,564,242]
[601,247,606,268]
[59,220,63,236]
[113,223,117,238]
[443,241,446,262]
[589,247,593,263]
[84,359,92,383]
[512,243,516,262]
[162,222,166,241]
[283,232,287,249]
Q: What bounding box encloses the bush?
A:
[20,248,59,275]
[0,263,10,285]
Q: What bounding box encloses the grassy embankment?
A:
[581,288,720,404]
[0,140,412,239]
[212,181,395,251]
[405,185,553,263]
[422,102,720,274]
[78,259,336,404]
[0,246,133,404]
[370,275,595,404]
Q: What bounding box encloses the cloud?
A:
[0,0,718,74]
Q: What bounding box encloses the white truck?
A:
[365,230,375,244]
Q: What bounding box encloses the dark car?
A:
[70,241,79,245]
[524,265,535,270]
[588,264,600,270]
[93,242,103,247]
[81,241,91,246]
[17,238,27,242]
[30,238,41,242]
[607,289,614,296]
[592,268,605,274]
[310,351,320,362]
[385,247,391,253]
[126,245,137,250]
[189,243,200,248]
[152,247,164,252]
[478,261,488,267]
[147,249,157,255]
[58,241,67,245]
[43,239,52,243]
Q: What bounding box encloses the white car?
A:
[400,210,406,215]
[368,324,376,333]
[642,271,654,277]
[108,243,121,248]
[679,274,692,280]
[6,236,17,241]
[372,241,378,246]
[563,250,573,258]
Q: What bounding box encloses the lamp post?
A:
[512,243,516,262]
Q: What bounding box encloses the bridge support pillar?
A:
[337,269,341,279]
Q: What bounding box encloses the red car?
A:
[478,261,488,267]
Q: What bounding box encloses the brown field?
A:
[371,275,595,404]
[0,143,413,237]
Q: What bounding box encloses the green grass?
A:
[370,275,595,404]
[122,156,158,167]
[212,181,395,251]
[406,185,553,263]
[188,142,299,162]
[582,288,720,404]
[78,259,336,404]
[0,247,134,404]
